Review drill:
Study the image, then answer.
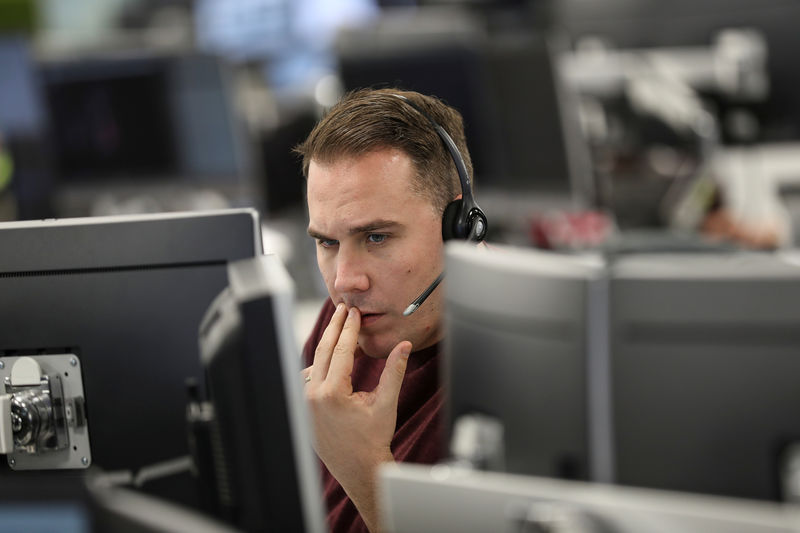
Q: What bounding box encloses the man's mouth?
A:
[360,312,385,327]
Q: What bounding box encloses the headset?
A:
[393,94,489,316]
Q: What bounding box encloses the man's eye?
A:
[318,239,339,248]
[367,234,387,244]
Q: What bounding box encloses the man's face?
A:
[307,148,445,358]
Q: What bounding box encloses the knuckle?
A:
[313,349,332,364]
[332,374,352,390]
[332,343,351,358]
[306,386,334,406]
[318,385,339,403]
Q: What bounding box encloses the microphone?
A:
[403,272,444,317]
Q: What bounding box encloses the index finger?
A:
[326,307,361,384]
[310,302,347,382]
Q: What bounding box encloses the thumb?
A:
[375,341,412,408]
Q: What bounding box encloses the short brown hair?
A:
[294,88,473,215]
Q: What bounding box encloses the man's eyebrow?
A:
[307,220,401,240]
[348,220,400,235]
[307,227,330,240]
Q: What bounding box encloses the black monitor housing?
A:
[197,254,326,533]
[0,209,261,476]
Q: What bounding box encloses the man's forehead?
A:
[307,148,415,184]
[307,149,413,202]
[306,148,441,233]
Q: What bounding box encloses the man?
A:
[295,88,474,533]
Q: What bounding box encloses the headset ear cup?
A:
[442,199,463,241]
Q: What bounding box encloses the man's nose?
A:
[333,247,370,294]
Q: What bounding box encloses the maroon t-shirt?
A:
[302,298,444,533]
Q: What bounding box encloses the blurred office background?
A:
[7,3,800,527]
[2,0,800,329]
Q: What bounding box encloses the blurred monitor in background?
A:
[44,57,176,180]
[611,252,800,501]
[444,240,800,504]
[40,53,255,217]
[443,241,609,481]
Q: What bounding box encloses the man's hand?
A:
[303,303,412,532]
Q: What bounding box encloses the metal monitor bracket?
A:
[0,354,91,470]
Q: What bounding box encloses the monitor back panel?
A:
[611,253,800,500]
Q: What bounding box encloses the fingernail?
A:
[336,302,345,313]
[348,307,358,318]
[401,344,411,358]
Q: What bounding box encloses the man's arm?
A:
[303,303,411,532]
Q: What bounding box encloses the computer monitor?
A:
[39,53,255,217]
[380,462,800,533]
[41,56,176,182]
[610,251,800,501]
[443,241,611,481]
[197,254,326,533]
[40,53,247,184]
[0,209,261,475]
